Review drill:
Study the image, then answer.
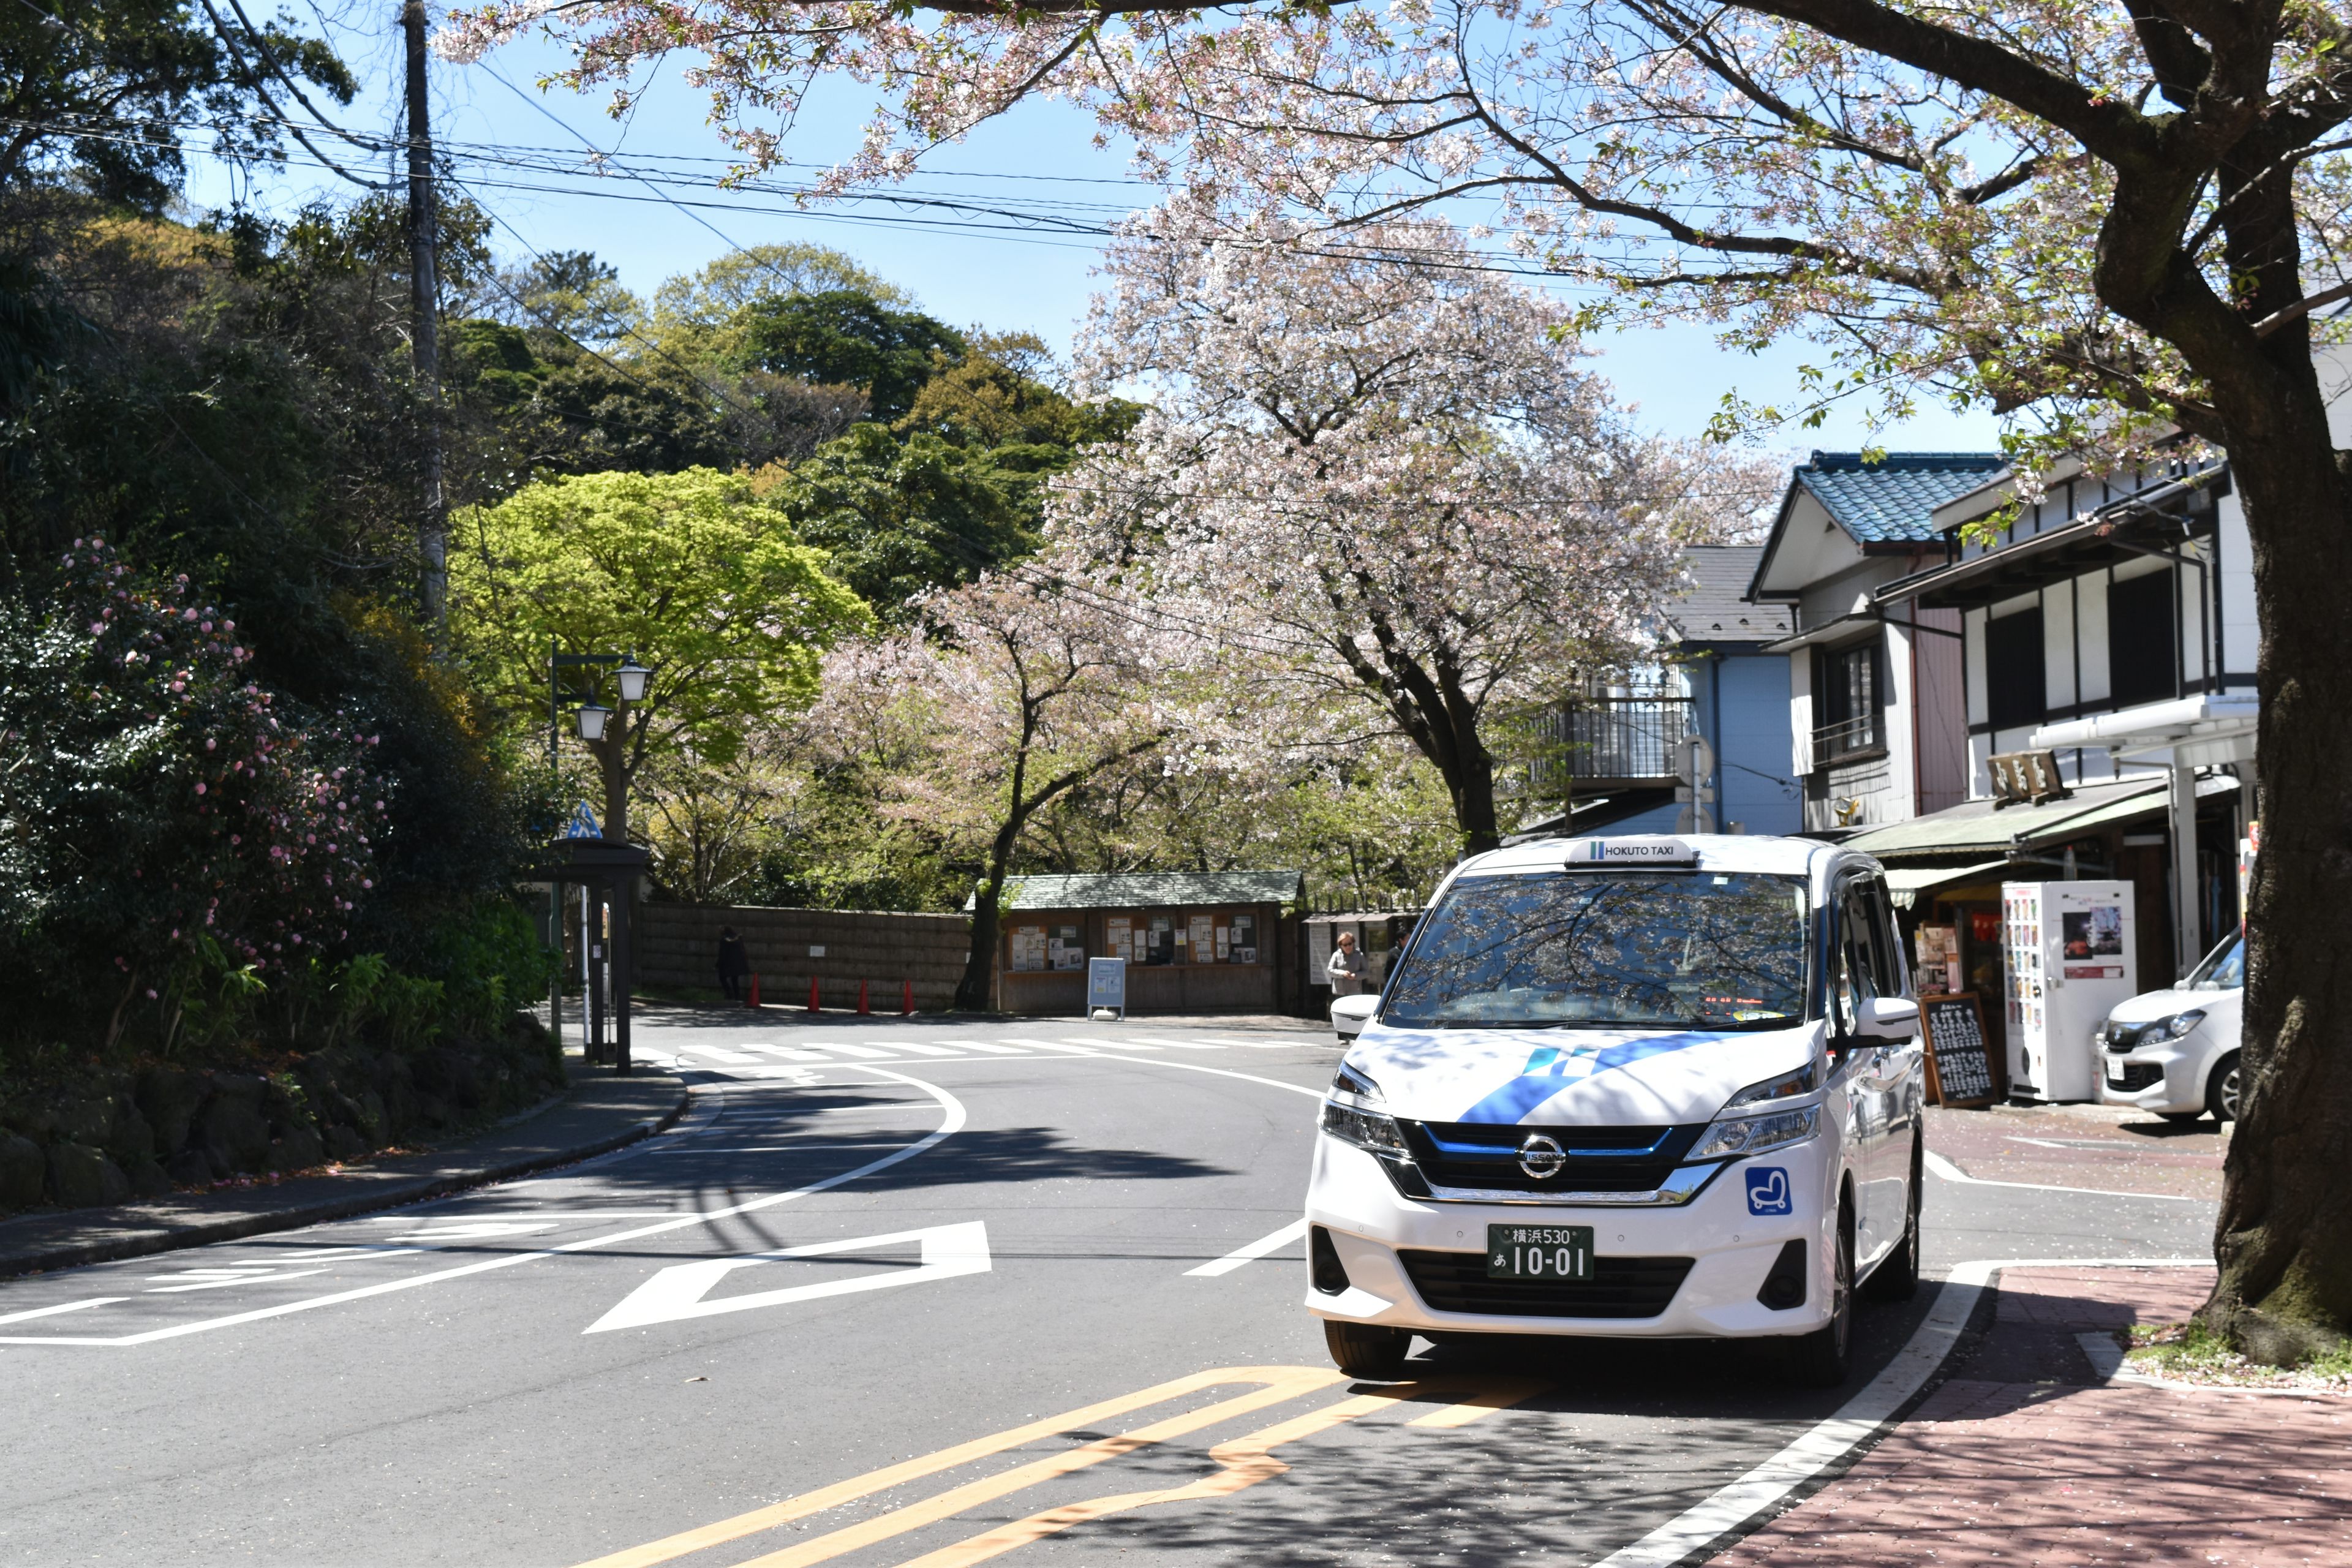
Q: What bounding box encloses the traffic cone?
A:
[747,973,760,1009]
[902,980,913,1016]
[807,975,820,1014]
[858,979,870,1015]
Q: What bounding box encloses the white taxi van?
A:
[1305,834,1925,1386]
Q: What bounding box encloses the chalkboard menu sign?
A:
[1919,992,1997,1107]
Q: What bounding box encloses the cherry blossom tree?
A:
[812,571,1184,1008]
[1052,209,1773,851]
[451,0,2352,1356]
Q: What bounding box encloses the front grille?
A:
[2106,1061,2163,1091]
[1400,1250,1694,1318]
[1398,1121,1705,1194]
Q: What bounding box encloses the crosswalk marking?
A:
[1134,1037,1229,1051]
[888,1043,965,1057]
[816,1043,899,1060]
[748,1046,831,1063]
[685,1047,762,1064]
[1061,1035,1159,1050]
[948,1041,1031,1055]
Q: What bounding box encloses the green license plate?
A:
[1487,1224,1595,1281]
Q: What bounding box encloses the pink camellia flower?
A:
[229,834,240,844]
[200,621,212,632]
[361,878,374,890]
[88,622,103,635]
[182,608,197,621]
[195,782,207,796]
[205,738,216,751]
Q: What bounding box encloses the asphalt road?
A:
[0,1011,2218,1567]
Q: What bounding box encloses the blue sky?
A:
[189,14,2002,458]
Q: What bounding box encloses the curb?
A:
[0,1080,692,1280]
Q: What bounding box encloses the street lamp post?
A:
[548,649,655,1074]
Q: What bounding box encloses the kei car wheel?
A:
[1864,1137,1922,1302]
[1323,1319,1409,1381]
[2207,1052,2243,1123]
[1792,1198,1854,1387]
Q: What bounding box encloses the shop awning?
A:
[1840,772,2237,862]
[1882,859,2011,909]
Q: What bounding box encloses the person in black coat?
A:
[717,926,750,1001]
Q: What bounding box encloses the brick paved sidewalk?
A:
[1718,1267,2352,1566]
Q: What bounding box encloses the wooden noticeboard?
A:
[1919,992,1999,1107]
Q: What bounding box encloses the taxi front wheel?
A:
[1324,1320,1410,1380]
[1790,1202,1853,1387]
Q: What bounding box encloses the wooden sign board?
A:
[1919,992,1999,1107]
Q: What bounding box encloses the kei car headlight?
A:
[2154,1009,2206,1041]
[1687,1105,1819,1161]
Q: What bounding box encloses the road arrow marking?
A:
[584,1221,990,1335]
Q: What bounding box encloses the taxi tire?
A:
[1324,1319,1409,1380]
[1790,1200,1853,1388]
[1864,1137,1922,1302]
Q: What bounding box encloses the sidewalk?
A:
[1717,1265,2352,1566]
[0,1058,687,1278]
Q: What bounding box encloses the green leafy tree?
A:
[0,1,356,213]
[449,467,872,844]
[728,289,965,421]
[647,243,908,364]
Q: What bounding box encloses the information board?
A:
[1919,992,1998,1107]
[1086,957,1127,1019]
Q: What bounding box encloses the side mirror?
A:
[1856,995,1920,1041]
[1330,993,1379,1040]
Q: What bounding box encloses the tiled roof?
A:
[1796,452,2007,544]
[1668,545,1790,644]
[978,871,1304,911]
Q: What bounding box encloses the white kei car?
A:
[2097,929,2244,1122]
[1305,834,1926,1387]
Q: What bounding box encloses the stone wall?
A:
[636,903,971,1011]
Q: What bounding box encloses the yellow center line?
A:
[888,1377,1551,1568]
[571,1366,1341,1568]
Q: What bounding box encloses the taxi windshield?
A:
[1382,870,1811,1030]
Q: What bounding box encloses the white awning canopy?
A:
[1882,859,2011,909]
[2032,693,2258,767]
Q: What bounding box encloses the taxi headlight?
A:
[1321,1097,1409,1155]
[1722,1061,1821,1109]
[1687,1104,1819,1161]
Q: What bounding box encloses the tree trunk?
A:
[2200,398,2352,1363]
[957,859,1009,1012]
[1449,744,1501,854]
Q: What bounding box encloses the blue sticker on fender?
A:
[1745,1166,1793,1215]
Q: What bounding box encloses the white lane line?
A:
[1583,1255,2213,1568]
[684,1047,762,1064]
[647,1142,918,1155]
[1061,1035,1162,1050]
[0,1298,126,1326]
[1134,1037,1229,1052]
[1185,1218,1310,1278]
[1054,1052,1327,1102]
[148,1269,330,1294]
[810,1043,899,1060]
[0,1066,966,1348]
[1925,1148,2202,1202]
[888,1043,965,1058]
[949,1042,1031,1055]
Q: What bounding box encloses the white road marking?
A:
[0,1067,966,1348]
[1925,1148,2201,1202]
[585,1221,991,1333]
[148,1269,330,1294]
[647,1142,917,1155]
[684,1047,763,1064]
[815,1044,899,1060]
[887,1043,965,1058]
[1061,1036,1161,1050]
[0,1298,126,1326]
[949,1042,1032,1055]
[1185,1218,1309,1278]
[1134,1037,1229,1052]
[1582,1256,2212,1568]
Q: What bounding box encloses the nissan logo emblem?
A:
[1517,1134,1567,1180]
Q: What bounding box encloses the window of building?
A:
[1819,639,1881,758]
[2106,570,2177,708]
[1985,606,2046,730]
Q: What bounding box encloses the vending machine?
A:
[2001,880,2138,1101]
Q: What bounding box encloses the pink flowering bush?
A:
[0,538,386,1041]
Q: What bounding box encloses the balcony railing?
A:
[1507,695,1696,797]
[1812,712,1882,763]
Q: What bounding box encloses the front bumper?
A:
[1302,1134,1839,1338]
[2096,1041,2207,1115]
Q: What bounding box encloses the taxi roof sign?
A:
[1562,835,1700,867]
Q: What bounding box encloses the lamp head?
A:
[576,703,611,742]
[616,661,651,704]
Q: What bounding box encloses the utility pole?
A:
[402,0,446,631]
